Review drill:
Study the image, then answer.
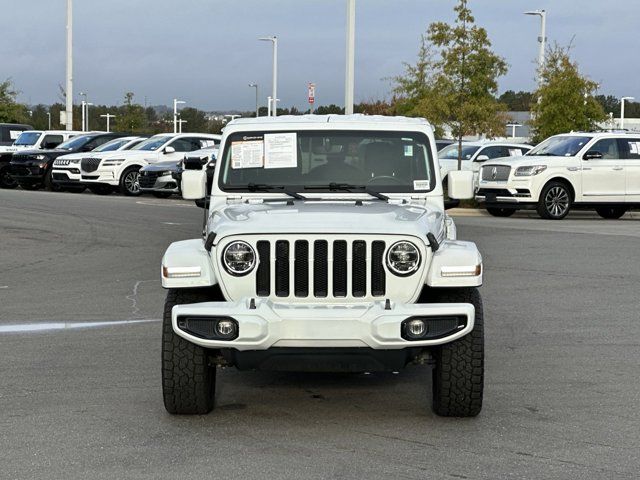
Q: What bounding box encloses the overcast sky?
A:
[2,0,638,111]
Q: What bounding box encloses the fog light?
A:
[216,319,237,339]
[406,319,427,338]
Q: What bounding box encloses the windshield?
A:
[133,136,171,151]
[94,138,128,152]
[56,135,92,151]
[218,130,435,193]
[438,144,481,160]
[14,132,42,146]
[528,135,592,157]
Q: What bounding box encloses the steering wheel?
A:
[366,175,404,186]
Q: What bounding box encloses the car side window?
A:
[619,138,640,160]
[42,135,63,147]
[169,138,196,152]
[478,146,506,160]
[590,139,620,159]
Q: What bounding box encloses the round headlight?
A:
[386,241,421,276]
[222,241,256,276]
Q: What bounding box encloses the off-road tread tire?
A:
[595,206,627,219]
[430,288,484,417]
[486,207,515,217]
[162,289,216,415]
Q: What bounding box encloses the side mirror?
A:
[181,169,207,200]
[475,154,490,162]
[583,150,603,160]
[164,146,176,154]
[448,170,475,200]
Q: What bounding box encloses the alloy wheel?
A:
[544,186,569,217]
[124,171,140,194]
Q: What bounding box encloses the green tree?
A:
[530,45,605,143]
[0,79,28,123]
[393,0,508,166]
[498,90,534,111]
[114,92,147,133]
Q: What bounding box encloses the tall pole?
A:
[345,0,356,115]
[65,0,73,131]
[259,37,278,117]
[267,96,272,117]
[47,112,51,129]
[81,100,86,132]
[86,102,93,131]
[249,83,258,117]
[173,99,185,133]
[100,114,115,132]
[525,10,547,86]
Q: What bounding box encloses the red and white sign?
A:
[308,83,316,105]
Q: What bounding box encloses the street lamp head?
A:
[258,36,276,43]
[622,96,635,101]
[249,83,257,88]
[524,10,544,16]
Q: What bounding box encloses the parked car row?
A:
[0,125,221,197]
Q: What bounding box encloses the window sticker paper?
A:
[264,133,297,169]
[231,140,264,169]
[413,180,431,191]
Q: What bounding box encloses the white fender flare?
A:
[426,240,483,288]
[161,239,217,289]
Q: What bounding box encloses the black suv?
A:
[9,132,127,191]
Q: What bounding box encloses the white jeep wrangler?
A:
[161,115,484,417]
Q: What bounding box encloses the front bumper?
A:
[476,186,536,208]
[139,173,179,193]
[51,168,82,186]
[172,298,475,351]
[81,169,119,186]
[9,163,46,182]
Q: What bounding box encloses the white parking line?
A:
[0,319,160,334]
[136,200,193,208]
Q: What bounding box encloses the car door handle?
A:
[613,167,624,171]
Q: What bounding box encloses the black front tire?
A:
[162,289,217,415]
[119,167,142,196]
[537,181,572,220]
[486,207,515,217]
[430,288,484,417]
[595,206,627,219]
[0,166,18,189]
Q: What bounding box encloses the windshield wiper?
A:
[225,183,306,200]
[304,182,390,201]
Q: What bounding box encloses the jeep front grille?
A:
[81,157,101,173]
[481,165,511,181]
[255,239,386,299]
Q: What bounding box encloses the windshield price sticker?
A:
[264,132,297,169]
[231,140,264,169]
[413,180,430,191]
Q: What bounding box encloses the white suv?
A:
[439,141,532,186]
[476,132,640,219]
[80,133,220,195]
[160,115,485,417]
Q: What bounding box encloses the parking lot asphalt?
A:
[1,189,639,479]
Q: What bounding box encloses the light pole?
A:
[267,96,272,117]
[524,10,547,85]
[100,113,116,132]
[79,92,87,131]
[47,111,51,129]
[65,0,73,131]
[249,83,259,117]
[177,117,187,134]
[259,36,278,117]
[345,0,356,115]
[621,96,635,130]
[85,102,93,131]
[173,99,185,133]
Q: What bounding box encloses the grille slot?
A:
[333,240,348,297]
[256,241,270,296]
[81,157,102,173]
[294,240,309,297]
[352,241,367,297]
[481,165,511,181]
[371,241,386,296]
[313,240,328,297]
[275,241,290,297]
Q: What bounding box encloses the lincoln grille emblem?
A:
[491,167,497,180]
